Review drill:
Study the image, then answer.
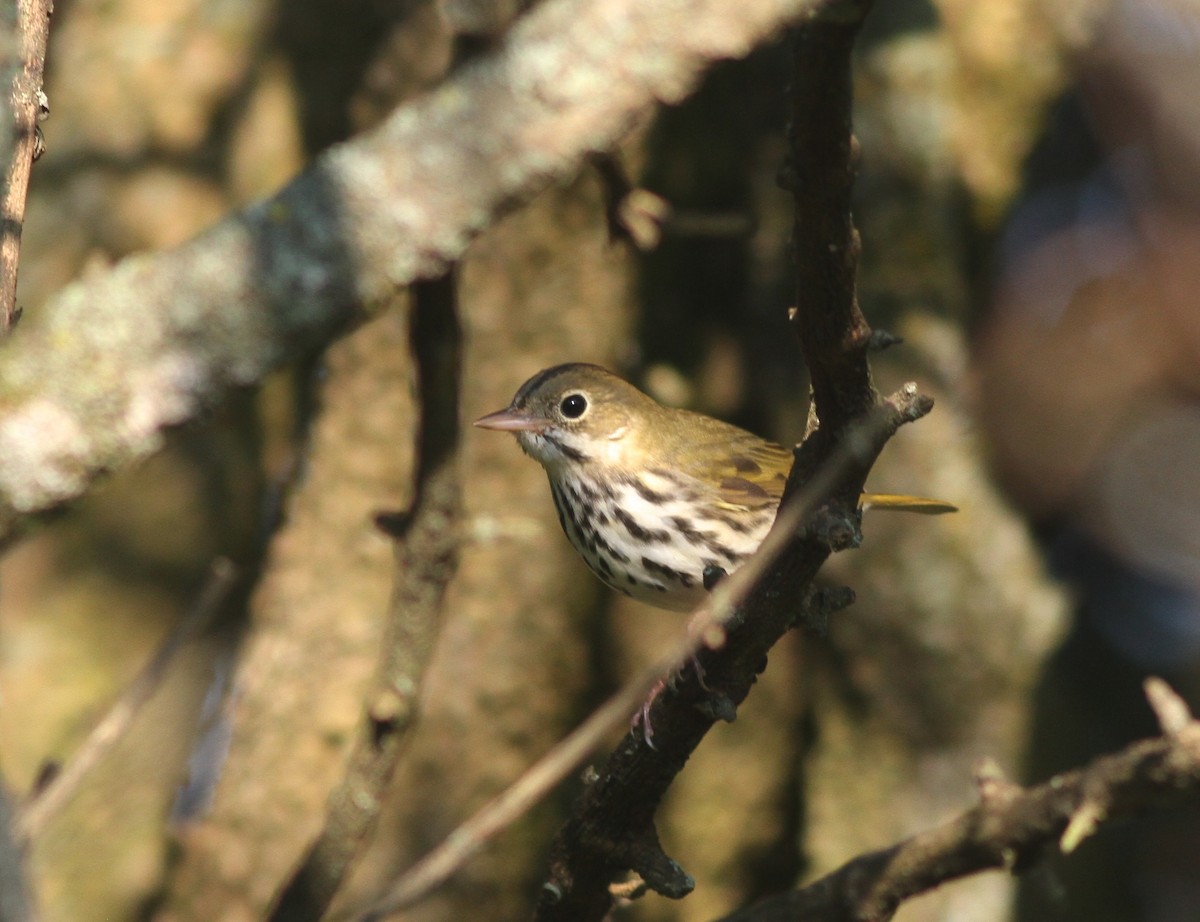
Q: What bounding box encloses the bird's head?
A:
[474,363,655,472]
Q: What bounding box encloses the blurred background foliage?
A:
[3,0,1199,920]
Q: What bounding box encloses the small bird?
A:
[475,363,955,612]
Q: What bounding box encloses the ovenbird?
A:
[475,364,954,612]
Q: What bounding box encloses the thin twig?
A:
[0,0,52,332]
[714,680,1200,922]
[267,271,464,922]
[358,664,666,921]
[16,558,238,842]
[358,390,928,921]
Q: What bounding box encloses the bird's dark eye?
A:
[560,393,588,419]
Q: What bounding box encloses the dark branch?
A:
[715,678,1200,922]
[786,0,875,439]
[266,272,463,922]
[532,2,899,919]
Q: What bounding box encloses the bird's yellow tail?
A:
[859,493,958,514]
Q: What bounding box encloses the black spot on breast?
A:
[669,515,702,543]
[615,506,670,543]
[593,529,628,563]
[641,556,692,587]
[550,485,570,532]
[622,474,669,504]
[708,510,754,535]
[669,515,736,559]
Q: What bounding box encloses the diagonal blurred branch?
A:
[266,271,463,922]
[0,0,826,550]
[0,0,51,334]
[16,559,239,843]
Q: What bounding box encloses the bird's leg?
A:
[634,574,735,746]
[634,654,706,750]
[634,689,662,749]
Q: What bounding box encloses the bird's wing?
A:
[652,410,792,511]
[671,418,957,515]
[667,418,792,511]
[714,438,790,510]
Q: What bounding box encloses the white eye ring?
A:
[559,392,588,420]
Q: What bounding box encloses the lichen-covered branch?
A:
[0,0,826,549]
[715,679,1200,922]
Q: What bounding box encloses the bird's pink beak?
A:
[473,408,547,432]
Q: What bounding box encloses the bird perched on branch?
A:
[475,363,954,612]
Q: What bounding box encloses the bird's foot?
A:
[632,680,665,749]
